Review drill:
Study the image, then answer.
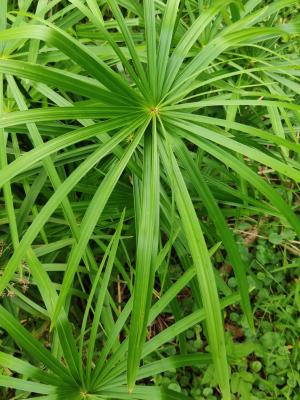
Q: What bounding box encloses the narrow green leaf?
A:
[106,0,149,99]
[0,305,75,385]
[162,0,235,96]
[0,24,140,104]
[0,116,140,188]
[0,118,144,295]
[172,137,253,331]
[144,0,157,102]
[159,132,231,399]
[127,118,160,392]
[0,352,63,387]
[179,134,300,238]
[0,59,128,106]
[51,120,149,329]
[167,118,300,183]
[0,376,53,395]
[86,211,125,385]
[156,0,180,98]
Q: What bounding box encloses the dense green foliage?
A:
[0,0,299,399]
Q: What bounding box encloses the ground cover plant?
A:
[0,0,299,399]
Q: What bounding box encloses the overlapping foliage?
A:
[0,1,299,399]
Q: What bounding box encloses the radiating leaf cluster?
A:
[0,1,299,399]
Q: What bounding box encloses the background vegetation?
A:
[0,0,299,399]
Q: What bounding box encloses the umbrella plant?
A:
[0,0,299,398]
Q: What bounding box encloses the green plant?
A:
[0,1,299,399]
